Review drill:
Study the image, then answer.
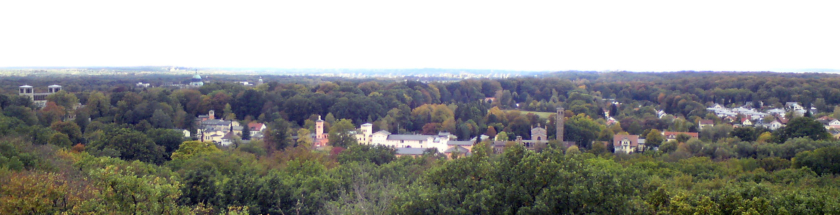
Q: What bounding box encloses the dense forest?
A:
[2,71,840,214]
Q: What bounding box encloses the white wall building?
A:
[355,123,453,154]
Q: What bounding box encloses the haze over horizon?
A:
[2,0,838,72]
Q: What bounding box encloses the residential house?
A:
[786,102,803,111]
[220,132,236,146]
[443,145,471,159]
[698,120,714,130]
[613,134,644,154]
[766,108,786,118]
[663,131,699,142]
[247,122,266,136]
[172,129,191,138]
[820,119,840,130]
[830,130,840,140]
[741,118,753,126]
[765,120,784,130]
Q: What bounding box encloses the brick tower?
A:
[556,107,564,141]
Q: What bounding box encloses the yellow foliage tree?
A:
[171,141,221,161]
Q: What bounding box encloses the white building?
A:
[19,85,62,108]
[355,123,461,154]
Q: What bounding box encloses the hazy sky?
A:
[1,0,838,71]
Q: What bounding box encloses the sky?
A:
[1,0,839,72]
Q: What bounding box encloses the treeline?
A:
[3,135,840,214]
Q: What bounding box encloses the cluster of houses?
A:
[185,101,838,157]
[187,110,266,146]
[607,131,699,154]
[704,102,820,131]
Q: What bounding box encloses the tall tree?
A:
[90,127,166,164]
[50,121,83,144]
[264,118,291,154]
[150,109,174,128]
[46,91,79,110]
[774,117,831,142]
[241,124,251,140]
[645,129,664,147]
[564,114,601,149]
[329,119,357,148]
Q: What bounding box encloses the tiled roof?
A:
[444,146,471,156]
[248,122,264,130]
[201,119,230,125]
[388,135,431,141]
[396,148,428,155]
[447,141,473,146]
[663,131,699,138]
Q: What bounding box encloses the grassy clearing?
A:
[504,110,554,118]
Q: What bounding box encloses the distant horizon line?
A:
[1,66,839,73]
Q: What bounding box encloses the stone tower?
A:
[556,107,564,141]
[209,110,215,120]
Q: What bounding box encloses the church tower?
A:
[314,115,327,147]
[315,115,324,137]
[556,107,564,141]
